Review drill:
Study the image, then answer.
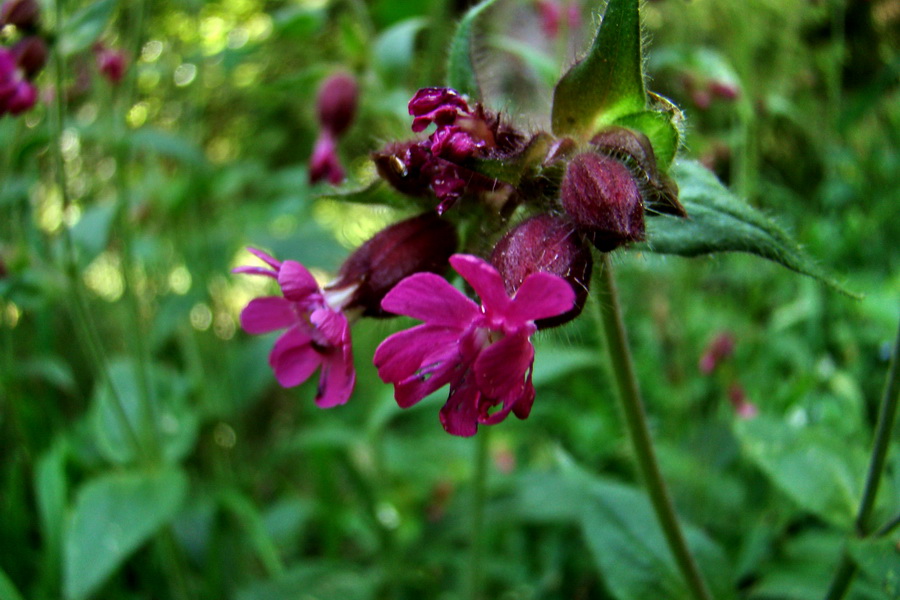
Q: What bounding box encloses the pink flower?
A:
[95,47,126,84]
[233,248,355,407]
[309,132,345,185]
[374,254,575,436]
[0,47,37,116]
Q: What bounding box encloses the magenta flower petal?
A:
[507,271,576,323]
[474,332,535,424]
[310,307,349,348]
[247,247,282,271]
[269,327,321,387]
[240,297,297,334]
[449,255,511,316]
[232,266,277,278]
[315,351,355,408]
[374,323,460,383]
[278,260,321,302]
[381,272,479,327]
[439,375,481,437]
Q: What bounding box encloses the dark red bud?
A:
[326,212,458,317]
[372,141,433,198]
[1,0,39,30]
[13,36,47,79]
[491,214,592,329]
[591,126,686,217]
[96,48,126,84]
[709,81,739,101]
[699,332,736,374]
[316,72,358,137]
[561,152,645,252]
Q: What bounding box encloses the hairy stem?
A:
[824,315,900,600]
[594,254,713,600]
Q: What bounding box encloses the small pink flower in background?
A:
[535,0,581,39]
[698,331,736,374]
[728,383,758,419]
[233,248,355,407]
[93,44,127,85]
[0,47,37,116]
[309,133,345,185]
[374,254,575,436]
[309,72,358,185]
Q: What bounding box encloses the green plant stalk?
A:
[50,1,145,459]
[824,315,900,600]
[594,254,713,600]
[467,427,490,600]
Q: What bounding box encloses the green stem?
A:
[467,427,490,600]
[594,254,713,600]
[875,512,900,538]
[50,0,145,459]
[824,314,900,600]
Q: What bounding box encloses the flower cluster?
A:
[0,0,45,117]
[236,83,686,436]
[309,72,358,185]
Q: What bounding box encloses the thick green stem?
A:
[594,254,713,600]
[467,427,490,600]
[824,315,900,600]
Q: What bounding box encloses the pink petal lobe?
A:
[315,351,356,408]
[278,260,321,301]
[269,327,321,387]
[474,332,535,424]
[381,272,479,327]
[374,324,460,383]
[439,371,481,437]
[310,307,349,348]
[247,247,282,270]
[507,272,576,323]
[449,255,511,316]
[393,359,458,408]
[240,297,297,334]
[232,266,277,278]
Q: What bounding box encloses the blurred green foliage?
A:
[0,0,898,599]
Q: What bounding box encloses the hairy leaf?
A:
[551,0,645,137]
[64,468,188,600]
[613,110,680,170]
[645,160,858,297]
[446,0,500,100]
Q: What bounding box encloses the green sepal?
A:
[612,110,680,171]
[551,0,645,138]
[463,133,554,185]
[644,160,859,298]
[446,0,500,101]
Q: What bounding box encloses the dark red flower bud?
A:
[590,126,686,217]
[309,132,345,185]
[325,212,458,318]
[491,214,592,328]
[561,152,644,252]
[372,141,433,198]
[1,0,39,30]
[408,87,470,132]
[709,81,739,101]
[95,47,126,84]
[12,36,47,79]
[316,72,358,138]
[728,383,758,419]
[699,332,736,374]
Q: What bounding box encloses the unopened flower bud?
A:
[372,141,433,197]
[316,72,358,138]
[13,36,47,79]
[590,126,686,217]
[1,0,39,30]
[96,47,126,84]
[408,87,470,132]
[491,214,592,328]
[325,212,458,317]
[699,332,735,374]
[561,152,644,252]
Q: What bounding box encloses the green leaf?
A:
[644,160,859,297]
[613,110,680,170]
[848,538,900,599]
[92,359,198,465]
[35,441,69,577]
[464,132,553,185]
[128,129,209,168]
[60,0,120,56]
[235,563,377,600]
[579,478,734,600]
[445,0,500,100]
[373,18,427,84]
[735,417,864,528]
[551,0,645,137]
[64,468,188,600]
[317,160,402,207]
[0,567,26,600]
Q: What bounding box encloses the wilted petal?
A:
[507,272,576,323]
[269,327,320,388]
[439,371,481,437]
[381,272,479,327]
[278,260,321,302]
[240,297,296,334]
[450,255,511,316]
